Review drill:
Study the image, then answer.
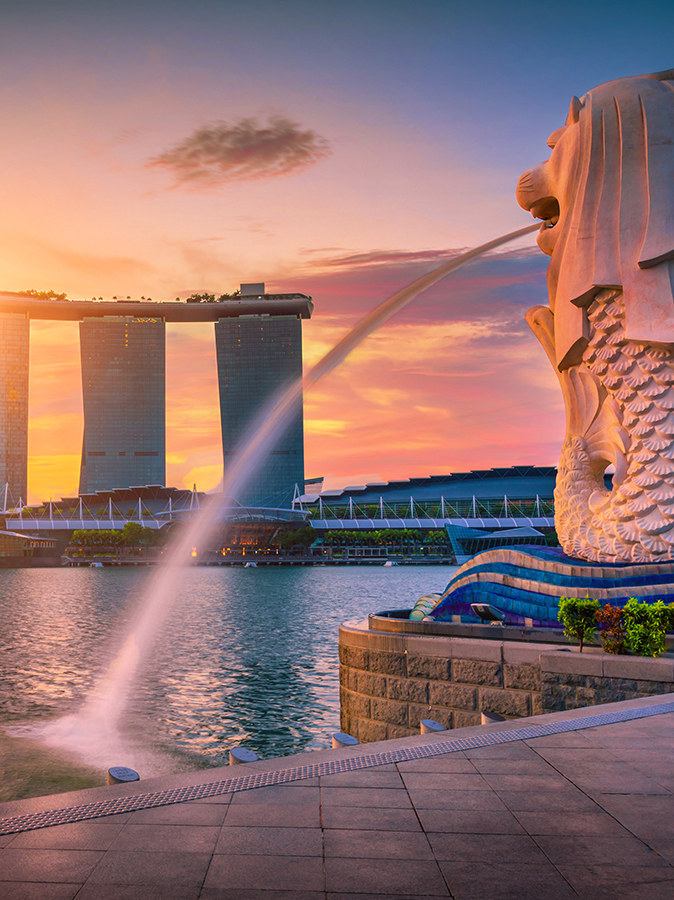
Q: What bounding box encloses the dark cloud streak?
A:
[147,115,330,187]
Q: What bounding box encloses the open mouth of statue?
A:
[530,196,560,232]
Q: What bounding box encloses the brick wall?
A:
[339,621,674,742]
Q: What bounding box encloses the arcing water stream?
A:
[34,223,539,769]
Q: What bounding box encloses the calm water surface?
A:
[0,566,455,774]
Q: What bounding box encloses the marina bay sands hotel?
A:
[0,285,313,508]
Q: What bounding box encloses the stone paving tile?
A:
[200,891,324,900]
[189,795,234,805]
[649,775,674,792]
[555,864,674,899]
[395,755,478,773]
[320,805,421,832]
[526,732,598,748]
[324,857,449,896]
[203,853,324,892]
[327,895,444,900]
[128,802,228,825]
[416,807,525,835]
[320,787,412,808]
[223,803,320,828]
[399,773,490,792]
[6,821,125,850]
[626,757,674,778]
[0,849,103,883]
[467,757,556,774]
[571,767,672,795]
[78,886,200,900]
[514,810,630,837]
[407,788,507,810]
[85,850,212,886]
[109,823,220,853]
[497,789,599,812]
[480,772,576,792]
[427,831,547,863]
[0,885,82,900]
[438,861,577,900]
[230,786,320,805]
[214,826,323,857]
[323,828,434,859]
[531,747,623,763]
[587,735,671,750]
[326,895,448,900]
[534,835,670,867]
[596,794,674,839]
[647,841,674,866]
[464,743,540,760]
[320,770,404,788]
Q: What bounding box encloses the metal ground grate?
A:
[2,700,673,836]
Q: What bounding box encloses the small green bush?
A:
[623,599,670,658]
[558,596,600,652]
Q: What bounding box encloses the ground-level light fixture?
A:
[470,603,506,624]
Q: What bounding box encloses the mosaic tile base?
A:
[2,700,673,836]
[433,546,674,626]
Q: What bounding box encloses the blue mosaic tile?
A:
[435,546,674,626]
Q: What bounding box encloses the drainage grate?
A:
[2,700,673,836]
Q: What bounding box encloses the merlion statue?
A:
[517,69,674,563]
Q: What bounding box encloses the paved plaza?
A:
[2,695,674,899]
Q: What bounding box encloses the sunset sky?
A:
[3,0,673,502]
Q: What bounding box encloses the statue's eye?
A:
[547,126,566,149]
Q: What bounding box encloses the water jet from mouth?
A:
[34,221,539,770]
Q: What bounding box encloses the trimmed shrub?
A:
[558,596,600,652]
[623,599,670,658]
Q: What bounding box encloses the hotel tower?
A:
[79,316,166,493]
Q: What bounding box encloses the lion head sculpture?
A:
[517,68,674,371]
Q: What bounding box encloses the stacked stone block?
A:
[541,652,674,712]
[339,621,674,742]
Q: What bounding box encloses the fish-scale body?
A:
[553,290,674,563]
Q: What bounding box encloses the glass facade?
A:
[215,315,304,508]
[0,313,29,504]
[79,316,165,493]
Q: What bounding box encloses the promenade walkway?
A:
[1,694,674,899]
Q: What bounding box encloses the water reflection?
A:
[1,566,455,775]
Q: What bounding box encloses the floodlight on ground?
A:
[229,747,259,765]
[481,711,507,725]
[332,732,359,749]
[107,766,140,785]
[420,719,446,734]
[471,602,506,624]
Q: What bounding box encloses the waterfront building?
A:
[0,312,29,505]
[215,285,305,507]
[0,290,313,504]
[297,465,569,531]
[79,317,165,493]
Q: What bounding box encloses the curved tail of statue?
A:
[528,290,674,563]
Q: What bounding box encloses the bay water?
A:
[0,565,455,780]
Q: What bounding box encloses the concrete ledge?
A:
[540,651,604,676]
[602,654,674,681]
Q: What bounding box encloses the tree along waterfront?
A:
[67,525,453,561]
